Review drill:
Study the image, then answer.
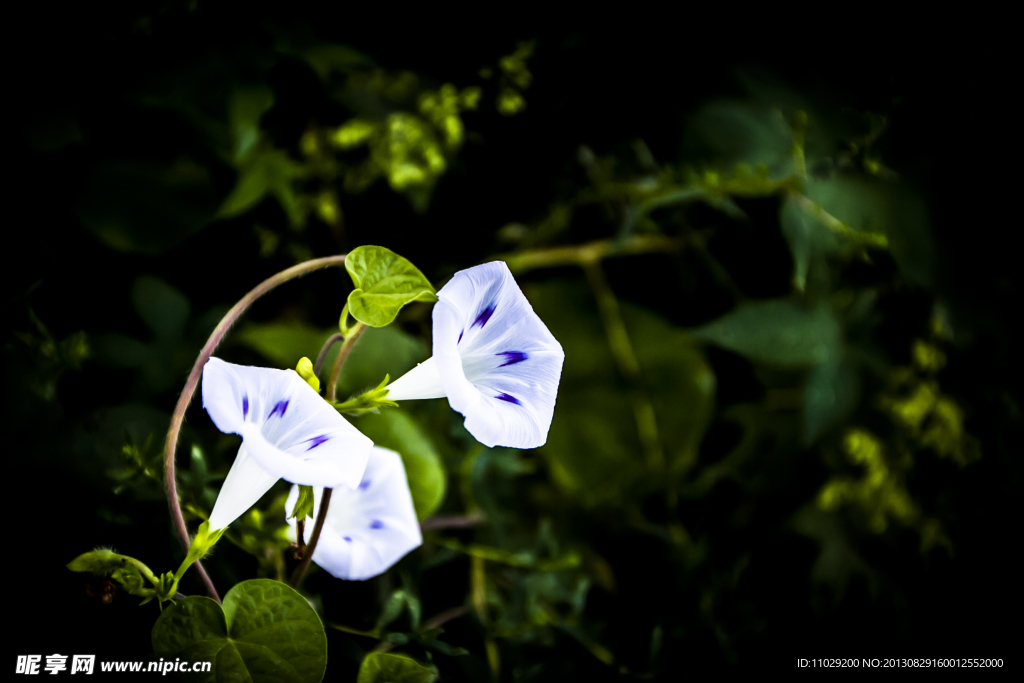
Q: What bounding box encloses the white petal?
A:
[286,447,422,581]
[202,357,373,490]
[385,357,446,401]
[208,443,279,531]
[433,261,564,448]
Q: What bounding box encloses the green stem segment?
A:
[290,488,333,588]
[326,322,367,402]
[163,254,349,603]
[313,332,345,377]
[582,258,664,472]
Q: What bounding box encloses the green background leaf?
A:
[805,174,933,286]
[803,354,860,445]
[357,653,436,683]
[336,326,428,396]
[681,100,794,179]
[232,322,336,371]
[354,410,447,519]
[75,156,220,254]
[532,280,715,506]
[151,579,327,683]
[690,299,841,367]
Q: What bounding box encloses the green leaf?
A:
[531,280,715,506]
[233,323,337,371]
[779,193,844,293]
[803,355,860,445]
[344,245,437,327]
[375,589,409,632]
[228,86,274,164]
[691,299,840,367]
[337,326,428,397]
[133,275,191,341]
[289,485,316,521]
[152,579,327,683]
[218,147,307,227]
[354,411,446,519]
[682,101,794,179]
[791,505,877,603]
[805,174,933,286]
[75,156,220,254]
[356,653,436,683]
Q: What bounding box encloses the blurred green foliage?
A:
[7,8,1018,682]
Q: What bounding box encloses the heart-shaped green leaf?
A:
[345,246,437,327]
[356,653,436,683]
[152,579,326,683]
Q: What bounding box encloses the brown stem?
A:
[290,488,333,588]
[420,511,487,530]
[163,254,348,603]
[313,332,345,377]
[497,234,682,274]
[326,323,367,402]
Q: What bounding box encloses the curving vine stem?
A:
[162,254,349,603]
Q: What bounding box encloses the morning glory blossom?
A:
[286,446,422,580]
[202,357,373,531]
[385,261,564,449]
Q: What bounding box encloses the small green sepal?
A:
[179,520,227,579]
[290,485,316,521]
[332,374,399,415]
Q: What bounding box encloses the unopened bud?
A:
[296,357,320,393]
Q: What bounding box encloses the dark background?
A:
[5,2,1018,678]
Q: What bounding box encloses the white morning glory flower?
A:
[285,446,422,581]
[385,261,564,449]
[202,357,373,531]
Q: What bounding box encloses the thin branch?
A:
[326,323,367,402]
[582,259,664,472]
[497,234,683,274]
[290,488,333,588]
[313,332,345,377]
[370,605,470,654]
[163,254,348,603]
[789,191,888,247]
[420,511,487,531]
[423,604,469,631]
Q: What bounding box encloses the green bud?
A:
[67,549,158,584]
[68,549,159,602]
[295,356,320,393]
[181,521,227,575]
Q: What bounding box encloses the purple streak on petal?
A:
[495,392,521,405]
[268,399,289,419]
[498,351,528,367]
[458,329,464,344]
[242,395,249,419]
[304,434,331,451]
[358,480,372,491]
[369,519,384,529]
[472,304,496,329]
[343,536,352,542]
